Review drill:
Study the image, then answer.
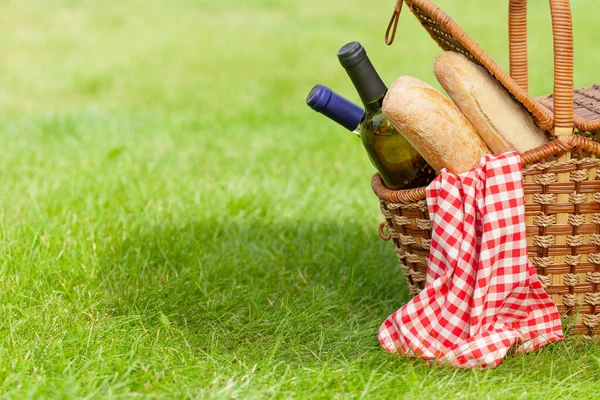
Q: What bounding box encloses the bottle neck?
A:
[306,84,365,132]
[338,44,387,108]
[363,93,386,113]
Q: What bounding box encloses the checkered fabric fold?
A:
[378,151,563,368]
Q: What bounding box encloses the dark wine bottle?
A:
[337,41,436,190]
[306,84,365,135]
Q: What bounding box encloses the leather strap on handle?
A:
[509,0,574,133]
[385,0,404,45]
[509,0,529,92]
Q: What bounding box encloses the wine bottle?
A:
[337,41,436,190]
[306,84,364,136]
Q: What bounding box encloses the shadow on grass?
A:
[95,217,409,356]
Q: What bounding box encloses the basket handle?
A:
[508,0,529,92]
[509,0,574,134]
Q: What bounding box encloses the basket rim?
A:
[372,136,600,203]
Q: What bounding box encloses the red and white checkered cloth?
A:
[378,151,563,368]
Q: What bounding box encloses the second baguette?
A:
[434,51,548,154]
[382,76,490,174]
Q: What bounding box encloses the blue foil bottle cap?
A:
[306,84,333,112]
[306,84,365,131]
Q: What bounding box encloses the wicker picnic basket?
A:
[373,0,600,336]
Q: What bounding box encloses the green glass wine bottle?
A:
[338,41,436,190]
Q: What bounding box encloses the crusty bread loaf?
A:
[434,51,547,154]
[382,76,490,174]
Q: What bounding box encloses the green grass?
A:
[1,0,600,398]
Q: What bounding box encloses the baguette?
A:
[434,51,547,154]
[382,76,490,174]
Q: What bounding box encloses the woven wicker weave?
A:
[537,86,600,134]
[375,0,600,336]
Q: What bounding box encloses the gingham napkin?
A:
[378,151,563,368]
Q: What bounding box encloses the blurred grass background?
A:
[1,0,600,398]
